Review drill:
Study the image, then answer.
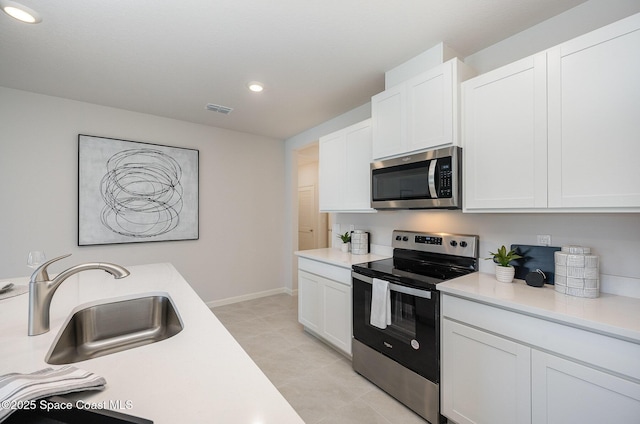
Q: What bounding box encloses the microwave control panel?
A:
[437,157,453,198]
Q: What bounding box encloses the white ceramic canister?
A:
[554,245,599,298]
[351,230,369,255]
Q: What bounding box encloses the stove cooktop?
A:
[352,230,479,290]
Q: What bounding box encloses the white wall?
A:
[465,0,640,73]
[283,0,640,297]
[0,87,287,305]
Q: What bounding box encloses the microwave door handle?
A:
[428,159,438,198]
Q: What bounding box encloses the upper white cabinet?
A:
[463,53,548,210]
[318,119,374,212]
[372,58,475,160]
[463,13,640,212]
[547,14,640,209]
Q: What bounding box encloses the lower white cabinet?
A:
[442,319,531,424]
[531,350,640,424]
[298,265,352,355]
[441,294,640,424]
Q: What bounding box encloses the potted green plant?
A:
[337,231,351,253]
[486,245,522,283]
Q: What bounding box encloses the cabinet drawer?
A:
[297,257,351,286]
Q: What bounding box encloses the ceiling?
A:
[0,0,587,140]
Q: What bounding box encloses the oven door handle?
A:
[352,272,432,300]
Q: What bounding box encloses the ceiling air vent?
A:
[205,103,233,115]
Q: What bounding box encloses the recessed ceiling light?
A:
[0,0,42,23]
[247,81,264,93]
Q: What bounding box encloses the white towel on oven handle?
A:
[370,278,391,329]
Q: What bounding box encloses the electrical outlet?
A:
[537,234,551,246]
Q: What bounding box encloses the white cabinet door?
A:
[547,14,640,209]
[343,120,373,211]
[372,59,469,160]
[297,269,352,355]
[318,119,373,212]
[531,350,640,424]
[371,84,405,159]
[298,270,320,333]
[318,131,346,211]
[442,319,532,424]
[463,53,548,210]
[406,59,453,152]
[320,278,352,355]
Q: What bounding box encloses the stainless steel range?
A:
[351,230,479,423]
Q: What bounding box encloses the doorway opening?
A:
[297,143,328,250]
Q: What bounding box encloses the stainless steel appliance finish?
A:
[353,339,440,424]
[28,254,130,336]
[46,293,183,364]
[371,146,462,210]
[352,230,479,423]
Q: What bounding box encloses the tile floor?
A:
[212,293,428,424]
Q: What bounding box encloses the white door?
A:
[531,350,640,424]
[406,60,453,152]
[344,120,372,210]
[442,319,532,424]
[320,278,351,355]
[547,14,640,208]
[297,270,320,332]
[371,84,405,160]
[463,53,548,210]
[298,185,316,251]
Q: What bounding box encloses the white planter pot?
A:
[495,265,515,283]
[340,243,349,253]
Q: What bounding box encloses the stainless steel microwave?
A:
[371,146,461,210]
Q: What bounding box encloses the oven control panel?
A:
[392,230,478,258]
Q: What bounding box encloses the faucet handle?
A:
[30,254,72,283]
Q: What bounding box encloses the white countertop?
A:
[0,263,303,424]
[295,247,390,268]
[438,272,640,344]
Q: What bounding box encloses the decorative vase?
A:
[341,242,349,253]
[495,265,515,283]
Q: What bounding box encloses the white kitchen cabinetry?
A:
[442,319,531,424]
[462,53,547,210]
[531,350,640,424]
[371,58,474,160]
[297,257,352,355]
[441,293,640,424]
[318,119,374,212]
[463,13,640,212]
[547,14,640,208]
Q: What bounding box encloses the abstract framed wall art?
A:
[78,135,199,245]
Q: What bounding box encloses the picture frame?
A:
[78,134,199,246]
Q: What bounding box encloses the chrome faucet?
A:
[28,254,130,336]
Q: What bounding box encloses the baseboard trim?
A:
[206,287,295,308]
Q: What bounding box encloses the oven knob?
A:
[450,240,457,247]
[460,241,468,248]
[395,235,402,241]
[402,236,409,241]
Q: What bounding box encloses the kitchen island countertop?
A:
[0,263,304,424]
[438,272,640,344]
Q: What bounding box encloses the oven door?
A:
[352,271,439,382]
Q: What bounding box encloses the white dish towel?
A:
[370,278,391,329]
[0,366,106,421]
